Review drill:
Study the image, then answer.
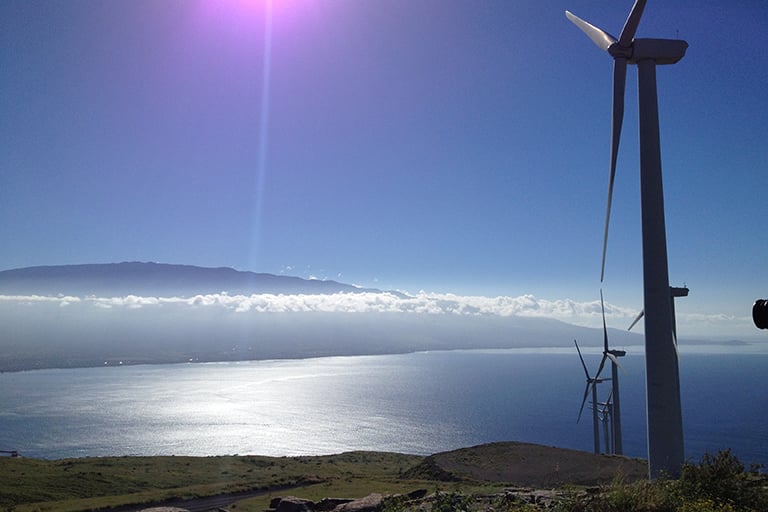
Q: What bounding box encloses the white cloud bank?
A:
[0,291,753,338]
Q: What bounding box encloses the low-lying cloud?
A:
[1,290,626,319]
[0,290,758,372]
[3,291,746,337]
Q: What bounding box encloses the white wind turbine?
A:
[565,0,688,478]
[574,339,610,454]
[596,290,625,455]
[598,391,613,455]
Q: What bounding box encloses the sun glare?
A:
[197,0,270,29]
[196,0,319,32]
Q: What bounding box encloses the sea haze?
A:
[2,263,766,465]
[1,349,766,466]
[0,262,646,372]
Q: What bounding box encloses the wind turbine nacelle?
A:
[628,39,688,65]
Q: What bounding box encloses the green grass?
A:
[233,450,768,512]
[0,451,424,511]
[2,448,765,512]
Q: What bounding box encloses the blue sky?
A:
[1,1,766,338]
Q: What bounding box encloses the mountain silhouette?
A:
[0,262,399,297]
[0,262,648,373]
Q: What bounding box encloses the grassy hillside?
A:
[403,442,648,486]
[1,444,765,512]
[0,451,423,511]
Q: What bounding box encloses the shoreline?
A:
[3,339,764,374]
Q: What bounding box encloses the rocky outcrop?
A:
[138,508,191,512]
[270,496,315,512]
[268,491,428,512]
[315,498,355,511]
[333,493,384,512]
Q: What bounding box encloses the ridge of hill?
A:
[403,441,647,487]
[0,262,402,297]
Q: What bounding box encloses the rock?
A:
[496,489,571,509]
[332,493,384,512]
[272,496,316,512]
[406,489,428,500]
[316,498,355,511]
[138,508,190,512]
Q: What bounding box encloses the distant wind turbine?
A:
[565,0,688,478]
[574,339,610,455]
[598,391,613,455]
[595,290,626,455]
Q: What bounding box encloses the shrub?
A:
[432,490,473,512]
[491,492,541,512]
[678,497,736,512]
[678,450,767,511]
[605,479,678,512]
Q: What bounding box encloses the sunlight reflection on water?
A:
[1,349,766,464]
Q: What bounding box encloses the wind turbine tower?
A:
[669,286,689,342]
[575,340,610,454]
[598,290,626,455]
[565,0,688,478]
[598,393,613,455]
[629,285,690,342]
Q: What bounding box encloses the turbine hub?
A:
[607,43,632,59]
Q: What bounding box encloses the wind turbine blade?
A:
[595,353,608,381]
[601,390,613,414]
[628,309,644,331]
[600,289,609,353]
[672,329,679,359]
[577,383,591,423]
[565,11,617,52]
[601,57,627,282]
[618,0,647,47]
[606,352,626,373]
[574,340,590,379]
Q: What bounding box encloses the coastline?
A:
[3,337,765,373]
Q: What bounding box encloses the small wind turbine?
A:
[598,391,613,454]
[595,290,626,455]
[574,339,610,454]
[566,0,688,478]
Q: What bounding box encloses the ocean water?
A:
[1,348,767,466]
